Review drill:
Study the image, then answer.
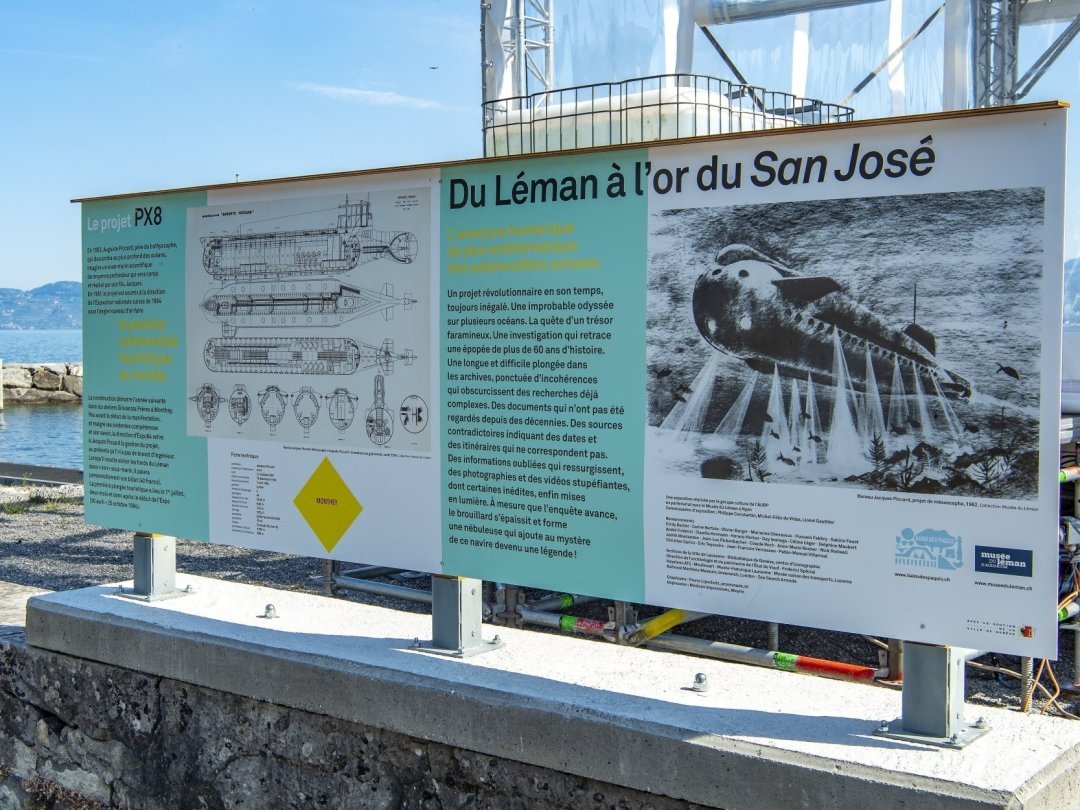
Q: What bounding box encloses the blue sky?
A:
[0,1,481,290]
[1,1,1076,290]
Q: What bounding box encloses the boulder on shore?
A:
[1,361,83,404]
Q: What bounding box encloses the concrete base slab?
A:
[24,576,1080,809]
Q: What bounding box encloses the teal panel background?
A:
[82,191,209,539]
[440,151,648,599]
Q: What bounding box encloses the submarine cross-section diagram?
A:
[200,280,416,338]
[201,197,417,280]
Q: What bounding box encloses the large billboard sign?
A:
[81,104,1067,656]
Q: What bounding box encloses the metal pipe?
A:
[518,606,612,638]
[543,0,554,92]
[515,0,527,98]
[481,1,489,105]
[1019,656,1034,712]
[767,621,780,651]
[693,0,882,25]
[525,593,600,612]
[332,575,433,605]
[516,605,564,630]
[1020,0,1080,25]
[675,0,698,74]
[625,609,710,646]
[340,565,400,580]
[646,632,882,683]
[518,606,882,683]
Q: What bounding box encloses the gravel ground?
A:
[1,481,1076,718]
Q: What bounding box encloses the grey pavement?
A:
[0,463,81,486]
[0,579,48,641]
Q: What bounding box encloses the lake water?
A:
[0,330,83,470]
[0,329,82,363]
[0,404,83,469]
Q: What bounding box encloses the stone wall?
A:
[0,638,695,810]
[0,363,82,404]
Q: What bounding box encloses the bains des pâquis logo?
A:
[895,528,964,571]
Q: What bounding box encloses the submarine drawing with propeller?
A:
[201,197,418,280]
[691,244,972,406]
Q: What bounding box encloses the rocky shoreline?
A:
[0,361,82,404]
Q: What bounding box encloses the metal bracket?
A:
[490,583,522,628]
[610,601,638,644]
[874,642,991,749]
[417,575,504,658]
[117,533,191,602]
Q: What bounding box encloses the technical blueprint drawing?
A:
[185,188,432,450]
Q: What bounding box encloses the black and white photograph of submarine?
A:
[647,187,1046,500]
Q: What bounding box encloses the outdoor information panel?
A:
[81,104,1067,657]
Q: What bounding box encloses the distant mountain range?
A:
[0,282,81,329]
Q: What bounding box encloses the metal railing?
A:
[483,73,854,157]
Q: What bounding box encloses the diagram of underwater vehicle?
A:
[204,337,365,375]
[203,335,415,375]
[259,386,288,430]
[201,198,417,280]
[293,386,321,433]
[229,384,251,425]
[366,374,394,445]
[201,279,416,337]
[190,383,224,427]
[691,244,972,400]
[326,388,359,433]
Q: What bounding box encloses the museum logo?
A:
[974,546,1033,578]
[894,528,963,571]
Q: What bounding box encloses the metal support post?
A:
[322,559,338,596]
[121,533,190,602]
[875,641,990,748]
[767,621,780,651]
[421,575,503,657]
[611,600,638,644]
[886,638,904,682]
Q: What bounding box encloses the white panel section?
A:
[642,108,1067,657]
[207,438,441,570]
[199,170,443,572]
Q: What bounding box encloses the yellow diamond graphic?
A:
[293,458,362,553]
